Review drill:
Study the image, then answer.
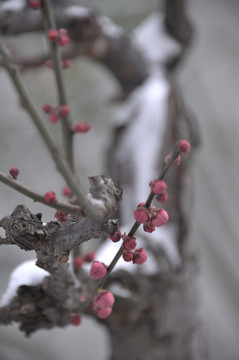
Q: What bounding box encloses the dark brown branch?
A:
[0,4,148,96]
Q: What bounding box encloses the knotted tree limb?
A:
[0,203,118,335]
[0,204,118,271]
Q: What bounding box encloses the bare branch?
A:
[0,171,81,215]
[0,36,104,222]
[0,4,148,96]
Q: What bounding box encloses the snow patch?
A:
[64,6,91,19]
[99,16,123,38]
[114,69,169,224]
[0,259,48,307]
[0,0,25,12]
[132,12,181,66]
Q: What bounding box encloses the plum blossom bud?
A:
[84,251,95,263]
[74,257,84,269]
[173,154,181,167]
[150,208,169,227]
[54,210,68,223]
[122,250,134,262]
[109,230,122,242]
[133,248,147,265]
[57,29,70,46]
[94,291,115,309]
[134,205,148,224]
[156,192,168,203]
[179,139,191,153]
[47,29,58,40]
[41,103,52,114]
[143,220,155,233]
[90,261,107,280]
[150,180,167,195]
[60,105,70,117]
[69,313,82,326]
[44,191,56,203]
[123,236,137,250]
[96,307,112,319]
[62,186,72,197]
[49,111,59,124]
[165,153,172,164]
[29,0,41,9]
[72,122,92,133]
[9,166,19,179]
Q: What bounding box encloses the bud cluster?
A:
[109,231,148,265]
[92,290,115,319]
[74,251,96,269]
[41,104,70,123]
[134,202,169,234]
[44,58,72,70]
[47,28,70,47]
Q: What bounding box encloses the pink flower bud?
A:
[173,154,181,167]
[134,206,148,224]
[72,122,92,133]
[54,210,68,223]
[69,313,82,326]
[90,261,107,280]
[62,186,72,197]
[84,251,95,263]
[41,103,52,114]
[151,208,169,227]
[96,307,112,319]
[133,248,147,265]
[44,191,56,204]
[179,139,191,153]
[74,257,84,269]
[165,153,172,164]
[60,105,70,117]
[63,59,72,69]
[58,28,68,37]
[122,250,134,262]
[143,220,155,233]
[94,291,115,309]
[29,0,41,9]
[9,166,19,179]
[58,35,70,47]
[150,180,167,195]
[47,29,58,40]
[49,111,59,124]
[123,236,137,250]
[156,192,168,203]
[109,229,122,242]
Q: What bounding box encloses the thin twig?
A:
[0,36,102,222]
[0,171,81,215]
[41,0,74,170]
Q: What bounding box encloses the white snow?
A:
[99,16,124,38]
[132,12,181,66]
[0,0,25,12]
[64,6,91,19]
[114,69,170,224]
[0,259,48,307]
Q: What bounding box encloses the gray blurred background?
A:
[0,0,239,359]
